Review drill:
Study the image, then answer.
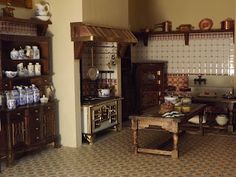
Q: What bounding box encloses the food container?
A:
[181,105,191,113]
[181,97,192,105]
[216,114,228,126]
[221,18,234,30]
[98,89,110,97]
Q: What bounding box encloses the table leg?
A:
[199,112,204,136]
[172,133,178,159]
[227,103,234,133]
[131,119,138,154]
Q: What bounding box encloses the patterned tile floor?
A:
[1,127,236,177]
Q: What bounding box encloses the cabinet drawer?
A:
[9,110,25,119]
[43,104,55,112]
[28,131,41,145]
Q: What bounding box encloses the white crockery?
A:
[164,96,178,104]
[40,95,49,103]
[216,114,228,126]
[98,89,110,97]
[5,71,17,78]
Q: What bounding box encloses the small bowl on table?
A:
[5,71,17,78]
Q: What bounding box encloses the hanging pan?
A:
[87,46,99,80]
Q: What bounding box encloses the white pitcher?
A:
[35,1,50,16]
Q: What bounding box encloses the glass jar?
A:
[35,62,41,76]
[32,46,40,59]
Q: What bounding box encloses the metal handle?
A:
[91,46,94,67]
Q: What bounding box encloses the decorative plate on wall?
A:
[199,18,213,31]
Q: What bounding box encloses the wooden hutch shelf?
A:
[0,17,60,167]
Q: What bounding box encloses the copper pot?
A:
[221,18,234,30]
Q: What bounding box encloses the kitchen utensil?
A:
[87,47,99,80]
[199,18,213,31]
[221,18,234,30]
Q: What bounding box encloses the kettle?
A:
[154,21,172,32]
[35,1,50,16]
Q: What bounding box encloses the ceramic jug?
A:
[35,2,50,16]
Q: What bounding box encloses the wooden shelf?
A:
[0,17,51,36]
[134,28,234,46]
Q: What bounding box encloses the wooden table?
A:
[130,104,206,158]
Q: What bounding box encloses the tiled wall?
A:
[132,32,234,76]
[81,42,118,97]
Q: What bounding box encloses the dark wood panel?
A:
[0,0,32,9]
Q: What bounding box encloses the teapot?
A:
[35,1,50,16]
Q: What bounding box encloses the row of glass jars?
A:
[3,84,40,110]
[17,62,41,77]
[10,45,40,60]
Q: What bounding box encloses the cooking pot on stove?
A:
[98,89,110,97]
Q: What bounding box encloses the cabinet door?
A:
[42,103,56,141]
[0,112,7,159]
[25,107,41,146]
[8,110,26,149]
[134,63,167,113]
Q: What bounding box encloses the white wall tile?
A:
[132,32,234,76]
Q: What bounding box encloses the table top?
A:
[130,103,206,123]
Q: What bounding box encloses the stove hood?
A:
[70,22,138,43]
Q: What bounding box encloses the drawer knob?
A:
[17,113,21,116]
[35,127,39,130]
[35,110,39,113]
[36,137,40,140]
[36,118,39,121]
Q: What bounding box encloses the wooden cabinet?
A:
[0,18,60,166]
[133,62,167,114]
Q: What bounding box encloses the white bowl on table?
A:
[216,114,228,126]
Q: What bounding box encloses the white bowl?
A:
[216,114,228,126]
[35,15,50,21]
[5,71,17,78]
[40,97,49,103]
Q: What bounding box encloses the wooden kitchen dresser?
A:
[0,17,60,166]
